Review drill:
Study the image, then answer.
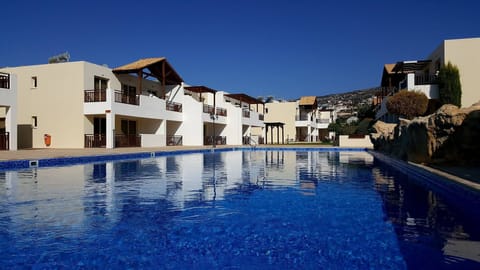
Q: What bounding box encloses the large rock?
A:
[370,102,480,164]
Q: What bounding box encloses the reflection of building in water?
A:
[339,151,373,165]
[1,166,88,237]
[372,166,480,264]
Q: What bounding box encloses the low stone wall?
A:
[339,135,373,148]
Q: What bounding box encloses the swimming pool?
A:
[0,149,479,269]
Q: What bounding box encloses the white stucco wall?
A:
[339,135,373,148]
[2,62,86,148]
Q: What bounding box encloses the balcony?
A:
[84,134,106,148]
[0,72,10,89]
[216,107,227,117]
[415,74,438,85]
[317,119,330,124]
[166,101,182,112]
[0,132,9,150]
[402,73,439,99]
[115,90,139,105]
[295,115,309,121]
[84,89,106,102]
[203,104,215,114]
[115,134,141,147]
[204,136,226,146]
[167,135,182,146]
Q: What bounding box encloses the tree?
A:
[438,62,462,107]
[356,103,376,119]
[386,90,428,119]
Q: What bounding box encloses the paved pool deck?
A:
[0,145,329,161]
[0,146,479,191]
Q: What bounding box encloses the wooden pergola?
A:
[225,93,265,114]
[265,122,285,144]
[112,57,183,99]
[184,85,218,108]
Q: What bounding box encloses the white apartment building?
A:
[376,37,480,122]
[0,72,17,150]
[1,58,265,149]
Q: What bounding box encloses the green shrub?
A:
[438,62,462,107]
[386,90,428,119]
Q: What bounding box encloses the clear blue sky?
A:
[2,0,479,100]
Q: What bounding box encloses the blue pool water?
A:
[0,150,479,269]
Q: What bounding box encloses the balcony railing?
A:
[317,119,330,124]
[115,134,141,147]
[204,136,226,146]
[295,115,309,121]
[84,89,106,102]
[216,107,227,117]
[84,134,106,148]
[203,104,215,114]
[115,90,139,105]
[0,72,10,89]
[415,75,438,85]
[167,135,183,146]
[242,136,251,145]
[166,101,182,112]
[242,110,250,118]
[0,132,9,150]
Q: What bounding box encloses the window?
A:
[94,77,108,90]
[32,116,38,128]
[31,76,38,88]
[121,119,136,135]
[122,84,136,96]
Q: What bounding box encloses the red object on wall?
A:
[44,134,51,146]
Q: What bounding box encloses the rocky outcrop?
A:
[370,102,480,164]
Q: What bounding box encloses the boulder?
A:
[370,101,480,164]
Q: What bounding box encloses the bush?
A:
[438,62,462,107]
[386,90,428,119]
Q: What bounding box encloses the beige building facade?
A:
[259,97,334,144]
[428,37,480,107]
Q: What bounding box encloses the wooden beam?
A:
[137,70,143,95]
[162,61,166,99]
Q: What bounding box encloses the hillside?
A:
[316,87,379,108]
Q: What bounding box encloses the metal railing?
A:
[295,115,309,121]
[115,134,141,147]
[242,110,250,118]
[114,90,139,105]
[166,101,182,112]
[216,107,227,117]
[84,134,106,148]
[204,136,226,145]
[203,104,215,114]
[317,119,330,124]
[415,74,438,85]
[0,72,10,89]
[0,132,9,150]
[84,89,106,102]
[166,135,182,146]
[243,136,250,145]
